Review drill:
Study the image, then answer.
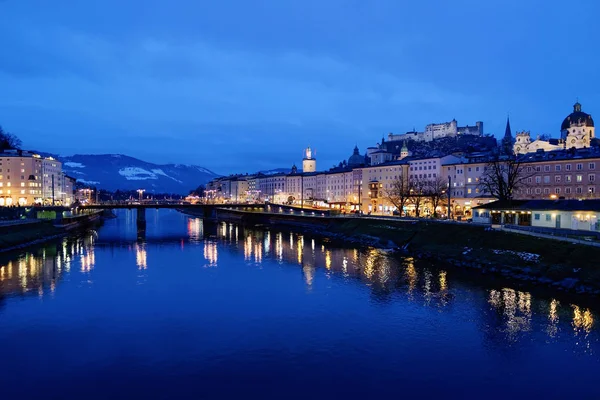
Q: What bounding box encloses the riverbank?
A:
[220,211,600,298]
[0,211,104,253]
[329,218,600,296]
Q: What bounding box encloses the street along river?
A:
[0,209,598,399]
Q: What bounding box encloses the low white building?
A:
[472,199,600,232]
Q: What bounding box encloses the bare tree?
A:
[0,125,22,150]
[383,174,410,216]
[408,176,427,217]
[424,176,447,218]
[479,156,531,201]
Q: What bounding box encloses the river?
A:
[0,209,598,399]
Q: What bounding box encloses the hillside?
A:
[61,154,218,194]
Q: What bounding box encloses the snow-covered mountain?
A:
[61,154,218,194]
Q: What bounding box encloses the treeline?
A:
[0,125,22,151]
[189,184,205,197]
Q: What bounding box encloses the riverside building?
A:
[0,150,73,206]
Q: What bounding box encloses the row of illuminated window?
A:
[525,187,595,195]
[0,189,42,195]
[368,167,402,174]
[411,165,436,171]
[0,168,35,173]
[530,175,595,184]
[528,163,595,172]
[410,173,438,179]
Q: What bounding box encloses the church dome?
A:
[348,145,364,167]
[561,102,594,131]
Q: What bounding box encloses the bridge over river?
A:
[79,202,335,231]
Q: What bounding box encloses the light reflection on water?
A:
[0,210,599,398]
[0,217,597,351]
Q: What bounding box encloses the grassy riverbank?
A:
[0,221,62,251]
[322,218,600,294]
[0,212,104,252]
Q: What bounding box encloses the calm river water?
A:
[0,209,599,399]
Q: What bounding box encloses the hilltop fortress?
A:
[387,119,484,143]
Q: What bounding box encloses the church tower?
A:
[562,101,595,148]
[501,116,514,155]
[302,147,316,173]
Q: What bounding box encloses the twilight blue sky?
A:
[1,0,599,174]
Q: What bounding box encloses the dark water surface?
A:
[0,209,598,399]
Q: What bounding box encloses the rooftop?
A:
[473,199,600,212]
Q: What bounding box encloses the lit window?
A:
[577,175,583,182]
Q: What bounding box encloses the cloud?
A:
[0,23,472,126]
[0,14,481,173]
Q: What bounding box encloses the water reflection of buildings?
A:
[214,222,450,302]
[204,240,218,267]
[572,305,594,352]
[0,234,96,298]
[187,218,204,242]
[486,289,595,350]
[488,289,532,339]
[136,243,147,270]
[214,221,598,349]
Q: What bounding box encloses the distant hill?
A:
[61,154,218,194]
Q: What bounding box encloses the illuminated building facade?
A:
[0,150,43,206]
